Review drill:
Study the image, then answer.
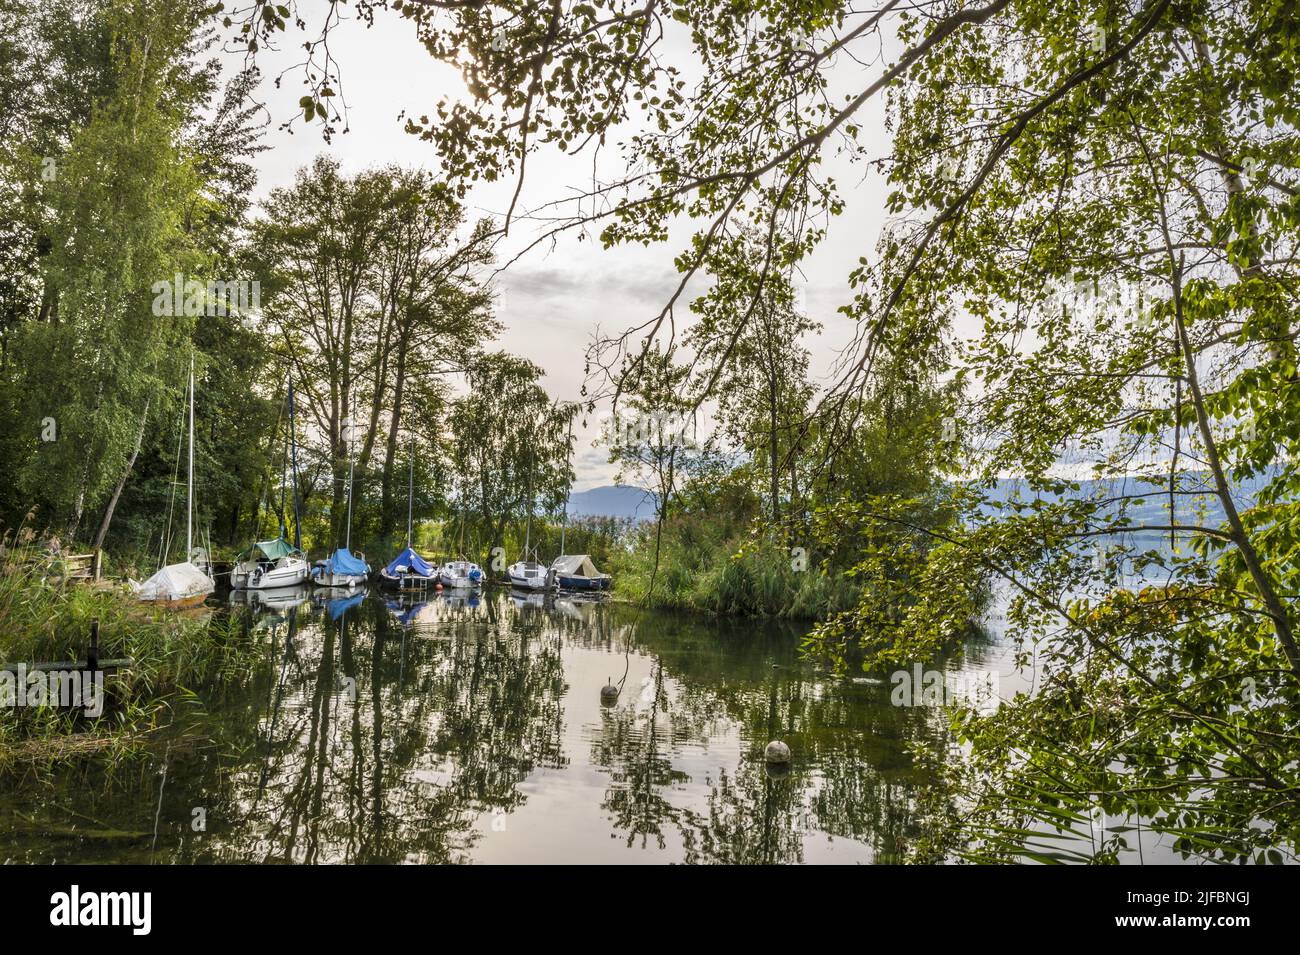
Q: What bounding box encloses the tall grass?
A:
[0,542,248,773]
[611,516,861,619]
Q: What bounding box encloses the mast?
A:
[344,402,356,551]
[406,433,414,548]
[524,444,533,556]
[187,355,195,558]
[559,415,573,555]
[289,377,301,549]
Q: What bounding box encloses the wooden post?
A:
[87,619,99,677]
[92,548,102,581]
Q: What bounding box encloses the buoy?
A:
[600,680,619,706]
[764,740,791,764]
[435,582,443,592]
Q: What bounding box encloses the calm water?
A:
[2,587,1174,863]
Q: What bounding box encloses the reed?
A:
[0,540,251,773]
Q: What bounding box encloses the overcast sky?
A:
[234,10,895,490]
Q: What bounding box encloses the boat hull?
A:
[509,575,549,590]
[311,567,368,588]
[378,570,434,590]
[231,558,310,590]
[439,574,482,590]
[556,575,611,591]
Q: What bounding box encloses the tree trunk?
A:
[380,330,410,538]
[767,367,780,525]
[93,398,150,550]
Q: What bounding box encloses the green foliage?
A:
[449,352,576,564]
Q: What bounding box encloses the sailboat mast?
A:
[560,416,572,555]
[345,400,356,551]
[406,434,414,547]
[187,356,194,557]
[289,378,301,549]
[524,444,533,555]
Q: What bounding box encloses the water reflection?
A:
[1,592,965,864]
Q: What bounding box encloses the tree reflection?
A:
[2,592,951,864]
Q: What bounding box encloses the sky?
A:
[229,8,896,490]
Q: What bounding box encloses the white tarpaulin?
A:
[135,561,215,602]
[551,554,601,577]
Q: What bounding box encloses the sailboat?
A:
[379,436,436,589]
[312,407,370,588]
[438,557,484,589]
[508,452,549,591]
[134,358,216,607]
[232,377,310,590]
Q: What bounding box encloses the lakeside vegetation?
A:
[1,0,1297,864]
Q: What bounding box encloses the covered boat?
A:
[312,546,369,588]
[134,560,214,607]
[438,558,484,589]
[231,537,310,590]
[550,554,611,591]
[508,559,550,591]
[379,546,436,589]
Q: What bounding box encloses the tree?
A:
[251,159,496,550]
[6,0,216,539]
[607,344,709,601]
[449,352,575,570]
[687,229,818,526]
[803,0,1300,863]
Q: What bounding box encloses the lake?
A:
[0,587,1171,863]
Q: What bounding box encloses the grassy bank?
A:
[0,545,250,774]
[609,516,862,620]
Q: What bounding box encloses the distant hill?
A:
[566,485,657,521]
[979,473,1271,531]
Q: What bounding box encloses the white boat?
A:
[134,358,215,607]
[135,559,213,607]
[232,538,311,590]
[508,559,550,590]
[438,559,484,589]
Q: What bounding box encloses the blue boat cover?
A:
[384,547,433,578]
[326,590,366,621]
[325,547,368,576]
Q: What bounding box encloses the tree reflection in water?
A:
[0,591,958,864]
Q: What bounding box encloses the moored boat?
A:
[135,560,214,607]
[379,546,436,589]
[312,547,369,588]
[438,558,484,589]
[235,376,308,591]
[508,559,550,590]
[232,537,311,590]
[550,554,611,591]
[134,357,215,607]
[312,402,369,588]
